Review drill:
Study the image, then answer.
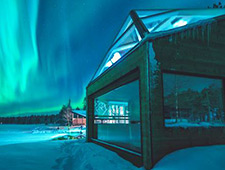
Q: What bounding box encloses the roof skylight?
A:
[92,9,225,81]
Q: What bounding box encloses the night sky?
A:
[0,0,224,117]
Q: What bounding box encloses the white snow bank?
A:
[53,140,143,170]
[152,145,225,170]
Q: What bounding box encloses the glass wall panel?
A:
[163,73,225,127]
[94,80,141,152]
[136,9,169,18]
[141,9,225,33]
[93,25,141,79]
[113,16,133,43]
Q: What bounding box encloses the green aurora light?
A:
[0,0,85,116]
[0,0,222,116]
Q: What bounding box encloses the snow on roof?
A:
[72,109,86,117]
[92,9,225,81]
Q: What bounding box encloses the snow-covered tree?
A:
[59,99,74,126]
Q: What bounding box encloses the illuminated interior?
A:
[93,80,141,152]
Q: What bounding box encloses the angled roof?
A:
[72,109,86,117]
[91,9,225,81]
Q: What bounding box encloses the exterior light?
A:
[105,61,112,67]
[111,52,121,63]
[173,19,187,28]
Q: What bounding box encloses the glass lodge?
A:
[86,9,225,169]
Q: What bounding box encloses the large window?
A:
[93,80,141,152]
[163,73,225,127]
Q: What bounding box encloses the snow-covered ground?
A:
[0,124,85,146]
[153,145,225,170]
[0,124,225,170]
[165,119,225,128]
[0,124,141,170]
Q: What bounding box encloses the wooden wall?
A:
[150,17,225,166]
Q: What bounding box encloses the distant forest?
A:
[0,98,86,125]
[164,84,224,123]
[0,114,59,125]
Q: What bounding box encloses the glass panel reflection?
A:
[94,80,141,152]
[163,73,225,127]
[113,15,133,43]
[93,25,141,79]
[141,9,225,33]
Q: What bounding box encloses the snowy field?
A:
[0,124,225,170]
[0,124,141,170]
[0,124,85,146]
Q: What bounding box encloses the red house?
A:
[72,109,86,126]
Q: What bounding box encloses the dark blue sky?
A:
[0,0,223,116]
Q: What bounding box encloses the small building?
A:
[72,109,86,126]
[86,9,225,169]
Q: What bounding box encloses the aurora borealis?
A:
[0,0,223,117]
